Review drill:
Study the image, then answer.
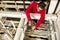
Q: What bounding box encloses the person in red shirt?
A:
[25,1,46,31]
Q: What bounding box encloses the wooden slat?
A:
[4,5,17,8]
[2,1,15,3]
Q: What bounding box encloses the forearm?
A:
[35,16,45,28]
[26,12,32,21]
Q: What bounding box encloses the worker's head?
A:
[37,2,46,11]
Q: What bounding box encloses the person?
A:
[25,1,46,31]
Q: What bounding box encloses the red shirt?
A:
[25,2,46,28]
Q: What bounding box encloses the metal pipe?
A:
[14,18,25,40]
[23,0,25,11]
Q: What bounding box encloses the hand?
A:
[29,21,32,26]
[40,23,47,28]
[32,26,36,31]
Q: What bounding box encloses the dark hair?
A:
[38,2,46,9]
